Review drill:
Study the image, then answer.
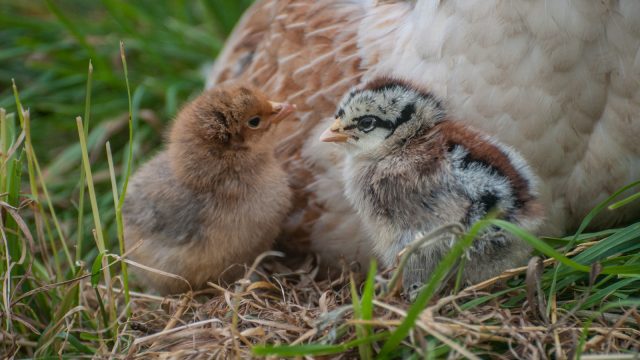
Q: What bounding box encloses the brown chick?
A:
[123,85,294,295]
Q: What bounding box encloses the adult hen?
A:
[207,0,640,268]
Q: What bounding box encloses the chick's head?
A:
[320,77,445,156]
[172,85,295,153]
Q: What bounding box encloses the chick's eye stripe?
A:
[343,101,417,133]
[344,115,390,132]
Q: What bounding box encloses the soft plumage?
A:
[321,78,543,295]
[207,0,640,270]
[123,85,294,294]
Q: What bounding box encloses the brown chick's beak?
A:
[268,101,296,124]
[320,118,349,143]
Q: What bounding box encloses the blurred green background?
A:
[2,0,252,157]
[1,0,252,262]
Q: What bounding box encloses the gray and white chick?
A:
[320,77,544,297]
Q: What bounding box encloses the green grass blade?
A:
[0,108,7,193]
[548,181,640,313]
[117,41,134,200]
[31,140,75,268]
[495,220,640,274]
[349,272,371,359]
[574,318,592,360]
[573,181,640,239]
[75,116,113,327]
[106,140,131,315]
[76,60,93,264]
[91,251,105,288]
[34,281,80,356]
[56,332,96,355]
[608,191,640,210]
[0,109,22,268]
[13,80,64,278]
[573,222,640,264]
[361,259,377,322]
[115,41,133,314]
[253,332,390,357]
[106,142,119,213]
[580,278,639,310]
[75,118,106,253]
[358,259,377,358]
[378,221,484,358]
[17,96,76,271]
[492,220,590,272]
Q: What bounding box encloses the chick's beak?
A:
[319,118,349,143]
[268,101,296,124]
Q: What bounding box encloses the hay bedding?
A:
[93,247,640,359]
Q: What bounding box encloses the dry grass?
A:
[66,243,638,359]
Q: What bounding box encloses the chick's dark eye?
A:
[357,117,376,132]
[247,117,261,129]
